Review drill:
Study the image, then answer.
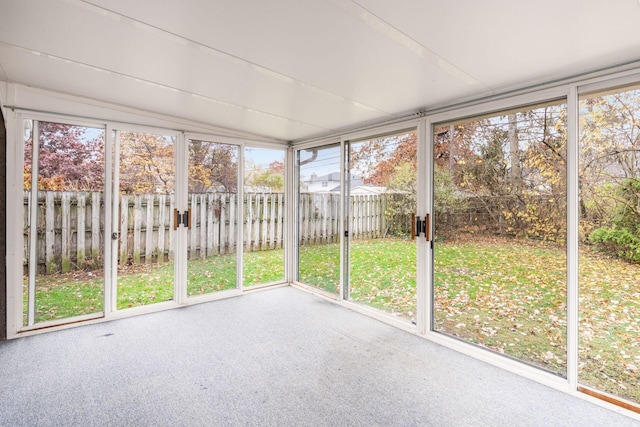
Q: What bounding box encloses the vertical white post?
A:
[567,86,579,390]
[7,108,23,337]
[110,129,121,312]
[417,119,431,335]
[285,146,296,283]
[175,132,187,304]
[104,124,113,316]
[27,120,40,326]
[237,144,245,291]
[340,140,348,300]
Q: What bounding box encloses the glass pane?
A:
[187,140,238,297]
[117,131,175,308]
[348,132,417,322]
[579,87,640,404]
[433,102,567,375]
[23,120,105,325]
[297,145,341,294]
[244,147,285,287]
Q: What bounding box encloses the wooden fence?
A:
[23,191,402,274]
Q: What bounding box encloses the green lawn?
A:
[24,237,640,404]
[434,238,568,374]
[25,250,285,319]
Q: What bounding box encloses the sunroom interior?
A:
[2,0,640,423]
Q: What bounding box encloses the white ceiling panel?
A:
[80,0,488,110]
[0,0,388,132]
[353,0,640,90]
[0,44,325,140]
[1,0,640,141]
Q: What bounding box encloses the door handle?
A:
[411,214,430,242]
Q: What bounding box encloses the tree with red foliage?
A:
[24,121,104,191]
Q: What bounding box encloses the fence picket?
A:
[199,194,207,259]
[120,195,129,267]
[189,195,198,259]
[157,194,166,262]
[77,192,86,266]
[206,193,214,257]
[229,194,236,252]
[212,193,220,255]
[133,195,142,264]
[245,193,253,251]
[91,192,101,261]
[220,195,228,254]
[45,191,55,272]
[145,194,154,263]
[61,192,71,272]
[254,194,261,251]
[276,193,284,249]
[25,190,400,273]
[269,194,276,250]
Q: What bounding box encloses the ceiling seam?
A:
[338,0,490,91]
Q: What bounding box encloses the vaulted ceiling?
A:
[1,0,640,142]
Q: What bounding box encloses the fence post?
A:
[261,194,268,251]
[301,193,308,246]
[276,193,284,249]
[133,195,142,264]
[145,194,154,263]
[157,194,166,262]
[212,193,220,255]
[45,191,55,272]
[268,193,276,250]
[77,192,86,267]
[189,194,198,259]
[199,193,207,259]
[91,192,101,263]
[61,192,72,272]
[120,195,129,267]
[206,193,214,257]
[229,194,236,253]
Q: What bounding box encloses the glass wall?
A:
[23,120,106,326]
[579,86,640,404]
[433,101,568,375]
[347,131,417,322]
[186,139,238,297]
[297,145,341,294]
[244,147,286,287]
[115,130,176,308]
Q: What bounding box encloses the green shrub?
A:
[589,226,640,263]
[588,179,640,263]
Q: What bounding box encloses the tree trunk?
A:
[507,114,523,195]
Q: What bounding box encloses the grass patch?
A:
[434,237,568,374]
[25,250,285,320]
[349,238,416,320]
[298,243,340,293]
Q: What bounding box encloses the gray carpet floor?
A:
[1,286,639,426]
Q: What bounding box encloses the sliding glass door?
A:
[578,85,640,404]
[186,138,239,297]
[244,147,286,287]
[347,131,418,322]
[433,101,568,375]
[22,119,106,326]
[297,145,341,294]
[114,130,176,309]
